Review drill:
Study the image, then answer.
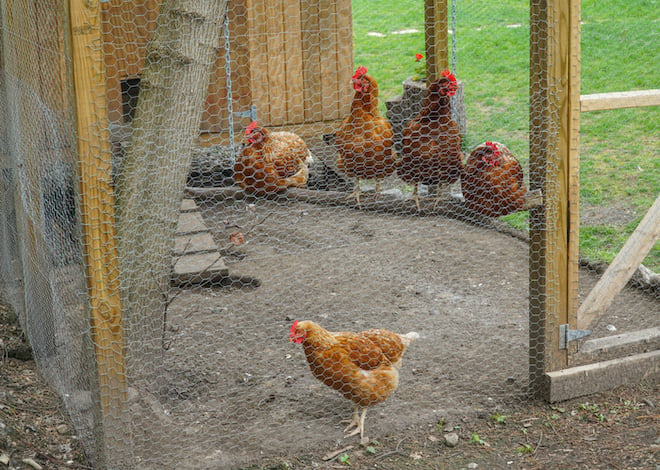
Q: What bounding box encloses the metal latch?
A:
[559,324,591,349]
[234,105,258,122]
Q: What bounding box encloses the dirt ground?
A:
[1,188,658,469]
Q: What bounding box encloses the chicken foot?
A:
[410,185,421,211]
[343,404,368,442]
[346,178,362,207]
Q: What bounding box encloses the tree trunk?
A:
[115,0,228,388]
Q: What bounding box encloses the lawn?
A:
[352,0,659,271]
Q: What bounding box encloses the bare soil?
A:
[1,189,658,469]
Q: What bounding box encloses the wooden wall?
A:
[101,0,353,133]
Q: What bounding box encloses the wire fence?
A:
[0,0,657,468]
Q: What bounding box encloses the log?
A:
[185,186,543,226]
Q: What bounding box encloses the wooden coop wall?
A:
[101,0,353,133]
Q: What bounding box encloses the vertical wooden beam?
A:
[67,0,132,466]
[424,0,449,83]
[528,0,580,398]
[566,0,581,358]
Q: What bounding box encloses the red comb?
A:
[441,69,457,84]
[246,121,258,135]
[352,66,367,80]
[484,141,501,157]
[290,320,298,337]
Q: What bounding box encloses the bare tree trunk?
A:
[115,0,228,388]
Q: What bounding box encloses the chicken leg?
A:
[410,184,421,211]
[347,178,362,206]
[343,404,368,442]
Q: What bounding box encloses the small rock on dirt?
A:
[444,432,459,447]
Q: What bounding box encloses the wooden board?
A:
[101,0,159,123]
[545,350,660,402]
[300,1,323,122]
[578,195,660,330]
[528,0,581,396]
[100,0,353,128]
[580,89,660,112]
[283,0,304,123]
[69,0,131,466]
[265,0,287,125]
[319,0,340,120]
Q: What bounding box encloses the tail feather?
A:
[400,331,420,346]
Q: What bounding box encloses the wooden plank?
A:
[300,0,323,122]
[319,0,340,119]
[335,0,353,118]
[201,36,230,131]
[3,0,59,359]
[67,0,131,466]
[578,194,660,330]
[202,0,253,132]
[283,0,304,123]
[580,89,660,112]
[265,0,286,125]
[229,0,254,130]
[424,0,449,82]
[545,350,660,402]
[101,0,159,123]
[186,186,543,224]
[566,0,582,355]
[247,0,269,124]
[528,0,581,396]
[573,327,660,366]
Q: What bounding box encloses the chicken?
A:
[396,70,463,210]
[289,320,418,442]
[462,141,528,217]
[335,66,398,205]
[233,121,313,195]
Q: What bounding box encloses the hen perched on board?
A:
[335,66,398,205]
[462,141,528,217]
[233,121,313,195]
[290,320,418,442]
[396,70,463,210]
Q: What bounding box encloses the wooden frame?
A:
[67,0,131,466]
[529,2,659,400]
[528,0,581,398]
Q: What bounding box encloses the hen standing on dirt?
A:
[396,70,463,210]
[289,320,418,443]
[335,66,398,205]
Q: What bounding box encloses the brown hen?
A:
[233,121,313,195]
[396,70,463,210]
[336,66,398,205]
[290,320,418,442]
[462,141,528,217]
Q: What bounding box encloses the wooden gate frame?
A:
[529,0,660,401]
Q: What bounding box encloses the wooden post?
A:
[528,0,581,399]
[67,0,132,467]
[424,0,449,83]
[578,195,660,330]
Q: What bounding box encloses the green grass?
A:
[353,0,659,271]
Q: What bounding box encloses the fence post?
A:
[66,0,132,467]
[424,0,449,82]
[528,0,581,399]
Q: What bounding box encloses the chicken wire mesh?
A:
[0,0,657,468]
